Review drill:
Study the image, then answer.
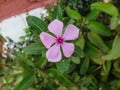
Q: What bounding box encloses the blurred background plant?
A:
[0,0,120,90]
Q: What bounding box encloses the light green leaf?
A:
[87,21,112,36]
[66,6,81,19]
[71,56,80,64]
[24,43,45,55]
[91,2,119,16]
[87,31,109,53]
[110,16,119,30]
[15,72,35,90]
[102,35,120,60]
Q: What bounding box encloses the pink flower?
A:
[40,19,79,62]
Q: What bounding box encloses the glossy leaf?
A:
[102,35,120,60]
[91,2,119,16]
[87,21,112,36]
[66,6,81,19]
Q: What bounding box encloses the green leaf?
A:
[24,43,45,55]
[16,56,35,71]
[102,61,112,75]
[91,2,119,16]
[26,16,47,34]
[56,59,70,73]
[15,72,35,90]
[74,46,85,58]
[86,44,105,65]
[87,21,112,36]
[66,6,81,20]
[75,35,85,50]
[80,57,89,75]
[87,31,109,53]
[102,35,120,60]
[110,16,119,30]
[46,68,78,90]
[36,55,47,69]
[51,5,63,20]
[70,56,80,64]
[86,9,100,20]
[114,59,120,72]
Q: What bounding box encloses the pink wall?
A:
[0,0,56,21]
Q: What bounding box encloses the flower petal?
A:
[62,42,74,57]
[40,32,56,48]
[46,44,62,62]
[63,24,79,40]
[48,19,63,37]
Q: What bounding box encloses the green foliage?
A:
[87,21,112,36]
[26,16,48,35]
[91,2,119,16]
[24,43,45,55]
[66,6,81,20]
[1,1,120,90]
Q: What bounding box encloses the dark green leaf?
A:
[26,16,47,34]
[66,6,81,20]
[56,59,70,73]
[87,21,112,36]
[36,56,47,69]
[16,56,35,71]
[80,57,89,75]
[74,46,85,58]
[86,43,104,65]
[75,35,85,50]
[51,5,63,20]
[15,72,35,90]
[91,2,119,16]
[113,59,120,72]
[46,68,78,90]
[24,43,45,55]
[87,31,109,53]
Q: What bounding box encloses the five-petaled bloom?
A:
[40,19,79,62]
